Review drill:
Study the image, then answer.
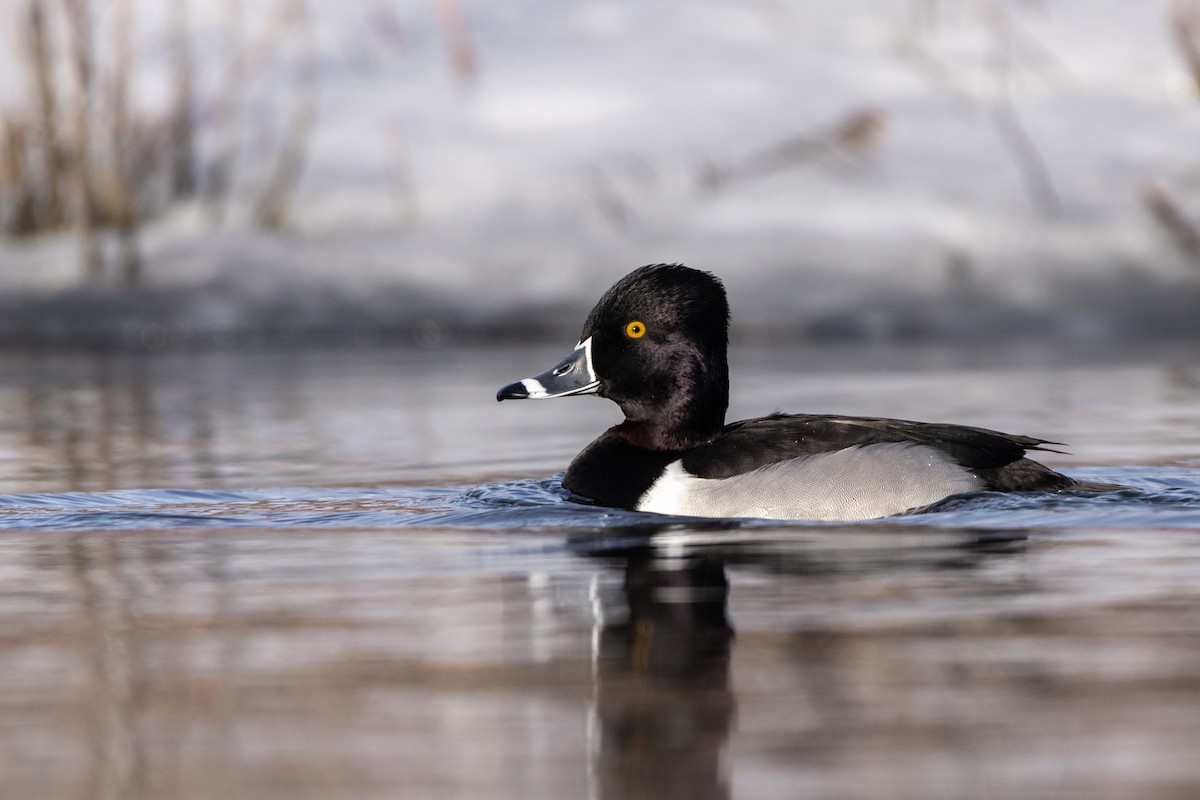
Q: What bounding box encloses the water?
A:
[1,343,1199,799]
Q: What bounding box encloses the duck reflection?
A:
[579,525,1028,800]
[588,546,736,800]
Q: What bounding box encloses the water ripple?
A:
[0,468,1196,533]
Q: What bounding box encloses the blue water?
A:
[0,467,1196,534]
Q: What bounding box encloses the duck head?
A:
[497,263,730,450]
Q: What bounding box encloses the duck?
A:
[496,263,1119,521]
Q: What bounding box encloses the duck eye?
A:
[624,321,647,339]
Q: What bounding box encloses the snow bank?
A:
[1,0,1198,344]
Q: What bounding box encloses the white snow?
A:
[0,0,1198,340]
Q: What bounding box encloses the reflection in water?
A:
[0,532,250,800]
[0,350,465,492]
[1,344,1199,799]
[3,344,1200,494]
[591,552,735,800]
[0,347,636,493]
[581,528,1028,800]
[17,355,161,491]
[66,533,239,800]
[5,523,1200,799]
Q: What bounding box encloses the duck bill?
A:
[497,338,600,401]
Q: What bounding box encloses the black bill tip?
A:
[496,381,529,402]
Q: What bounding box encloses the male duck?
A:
[497,264,1117,521]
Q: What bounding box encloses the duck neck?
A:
[614,362,728,452]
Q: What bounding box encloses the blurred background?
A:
[4,7,1200,799]
[2,0,1200,348]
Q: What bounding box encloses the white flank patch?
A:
[636,442,983,521]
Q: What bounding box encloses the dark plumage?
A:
[498,264,1122,520]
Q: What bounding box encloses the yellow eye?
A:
[625,320,647,339]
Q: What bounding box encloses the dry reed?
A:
[0,0,322,287]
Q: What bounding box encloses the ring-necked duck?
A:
[497,263,1120,520]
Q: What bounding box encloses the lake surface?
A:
[1,342,1199,799]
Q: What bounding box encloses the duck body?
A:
[497,264,1119,521]
[561,413,1082,520]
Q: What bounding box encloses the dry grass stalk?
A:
[384,121,420,227]
[253,0,317,231]
[201,0,299,227]
[2,0,323,286]
[587,168,633,229]
[197,0,244,225]
[25,0,66,230]
[990,94,1062,217]
[1141,183,1200,267]
[59,0,104,282]
[0,119,37,235]
[107,0,141,285]
[1171,1,1200,98]
[894,0,1065,217]
[433,0,478,84]
[200,0,258,226]
[699,108,887,192]
[168,0,198,198]
[976,0,1072,84]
